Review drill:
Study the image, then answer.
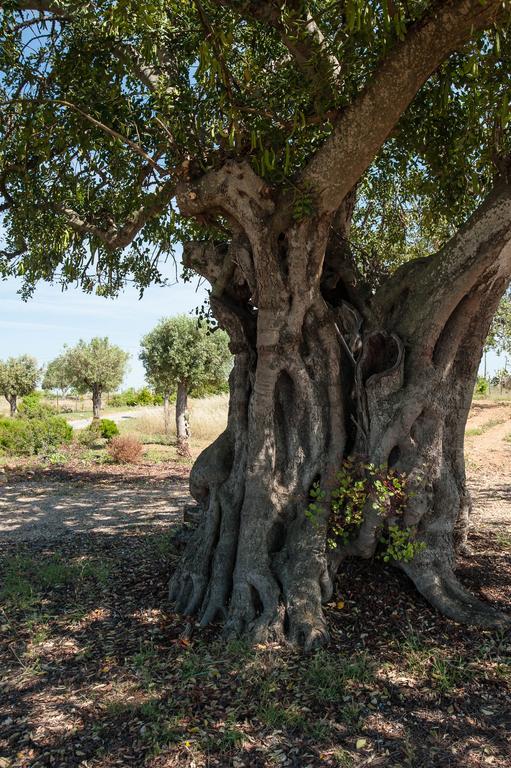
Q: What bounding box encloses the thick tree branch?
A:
[176,160,274,232]
[302,0,506,214]
[60,179,176,250]
[374,175,511,347]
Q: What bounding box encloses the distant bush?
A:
[108,435,143,463]
[98,418,119,439]
[191,379,230,398]
[78,419,119,446]
[17,392,57,420]
[109,387,162,407]
[0,416,72,456]
[474,377,489,397]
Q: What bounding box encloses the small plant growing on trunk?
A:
[308,459,424,564]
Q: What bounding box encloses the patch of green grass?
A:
[465,427,484,436]
[137,434,174,447]
[149,531,177,558]
[257,701,332,739]
[0,554,111,610]
[303,650,374,704]
[495,533,511,550]
[430,655,471,692]
[179,649,220,681]
[204,715,245,753]
[303,651,346,702]
[136,699,185,755]
[398,632,472,690]
[131,640,161,688]
[257,702,308,732]
[332,748,355,767]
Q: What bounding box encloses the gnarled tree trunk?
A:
[92,386,102,420]
[163,393,171,435]
[168,163,511,646]
[7,395,17,417]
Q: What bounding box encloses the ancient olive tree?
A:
[42,355,72,410]
[140,315,231,453]
[61,338,129,419]
[1,0,511,644]
[0,356,39,415]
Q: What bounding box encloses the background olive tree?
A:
[61,338,129,419]
[140,316,231,453]
[42,355,72,410]
[0,356,39,416]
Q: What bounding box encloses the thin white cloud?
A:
[0,320,77,332]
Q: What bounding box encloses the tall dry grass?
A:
[119,394,228,449]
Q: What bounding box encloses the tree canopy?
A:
[0,0,510,293]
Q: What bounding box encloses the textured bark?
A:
[176,381,191,457]
[163,393,171,436]
[7,395,17,417]
[92,387,102,420]
[169,163,511,645]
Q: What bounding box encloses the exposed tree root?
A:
[403,560,510,628]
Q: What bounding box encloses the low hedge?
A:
[0,416,73,456]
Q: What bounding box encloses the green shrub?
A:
[474,377,489,396]
[17,392,57,420]
[110,387,163,407]
[0,416,72,456]
[135,387,154,406]
[98,418,119,439]
[77,420,103,448]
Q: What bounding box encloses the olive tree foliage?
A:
[485,292,511,357]
[61,338,129,418]
[42,354,72,408]
[1,0,511,644]
[140,315,231,450]
[0,355,39,415]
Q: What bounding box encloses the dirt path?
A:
[0,463,190,542]
[464,401,511,541]
[67,406,160,430]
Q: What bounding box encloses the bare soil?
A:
[0,403,509,768]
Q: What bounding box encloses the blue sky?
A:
[0,256,208,388]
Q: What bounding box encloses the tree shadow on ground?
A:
[0,523,509,768]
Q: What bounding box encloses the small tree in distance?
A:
[486,294,511,358]
[62,338,129,420]
[140,316,231,454]
[0,355,39,416]
[42,355,72,410]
